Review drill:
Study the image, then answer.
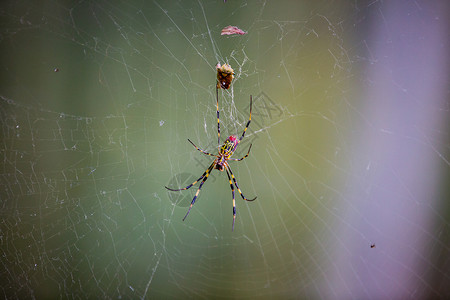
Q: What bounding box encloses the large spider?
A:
[165,88,256,231]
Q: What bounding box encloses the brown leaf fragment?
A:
[221,25,247,36]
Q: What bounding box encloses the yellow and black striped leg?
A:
[225,168,237,231]
[188,139,215,157]
[216,87,221,147]
[238,95,252,142]
[183,164,214,221]
[226,164,257,202]
[165,161,215,191]
[229,144,252,161]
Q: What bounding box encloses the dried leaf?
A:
[221,25,247,36]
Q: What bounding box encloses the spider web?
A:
[1,0,449,299]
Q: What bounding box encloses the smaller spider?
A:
[216,63,234,89]
[166,90,256,230]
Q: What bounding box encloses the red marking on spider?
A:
[228,135,237,142]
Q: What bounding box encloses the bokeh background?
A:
[1,0,449,299]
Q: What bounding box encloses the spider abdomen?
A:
[219,135,238,156]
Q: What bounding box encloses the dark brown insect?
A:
[54,68,59,72]
[370,244,376,248]
[216,63,234,89]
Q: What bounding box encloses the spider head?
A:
[215,163,225,171]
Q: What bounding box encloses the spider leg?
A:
[225,168,237,231]
[229,144,252,161]
[226,164,257,201]
[216,87,221,147]
[187,139,215,157]
[183,163,215,221]
[238,95,252,142]
[165,161,215,191]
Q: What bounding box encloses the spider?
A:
[165,88,256,231]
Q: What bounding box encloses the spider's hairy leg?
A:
[216,87,221,147]
[165,161,215,191]
[238,95,252,142]
[229,144,252,161]
[183,163,215,221]
[188,139,215,157]
[225,169,237,231]
[226,164,257,201]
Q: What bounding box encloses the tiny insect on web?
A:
[216,63,234,90]
[165,84,256,231]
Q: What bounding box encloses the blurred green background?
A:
[1,0,449,299]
